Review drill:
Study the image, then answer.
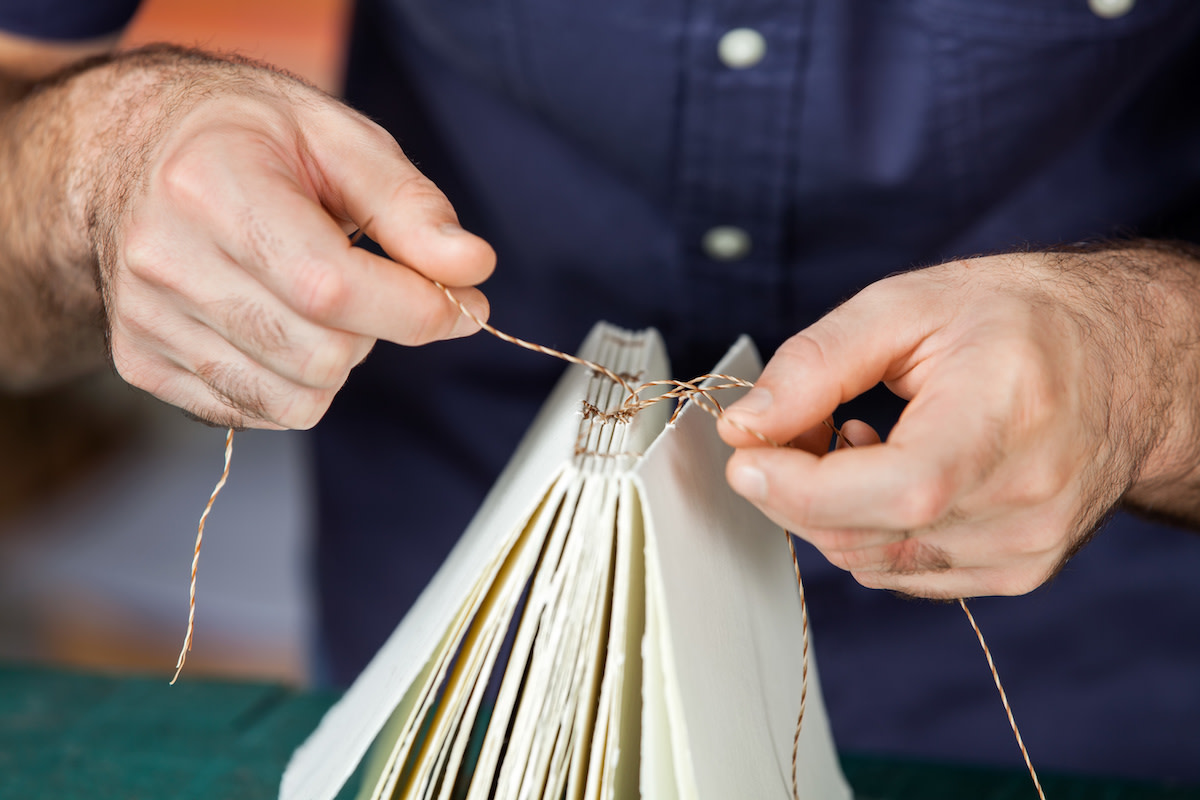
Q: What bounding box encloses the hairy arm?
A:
[1093,241,1200,525]
[719,241,1200,597]
[0,40,495,426]
[0,31,123,388]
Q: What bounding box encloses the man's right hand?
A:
[0,43,495,429]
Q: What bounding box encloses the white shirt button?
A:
[717,28,767,69]
[1088,0,1134,19]
[702,226,752,261]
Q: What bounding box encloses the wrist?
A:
[1043,240,1200,522]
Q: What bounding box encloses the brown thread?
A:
[168,251,1044,800]
[572,447,644,460]
[433,280,1044,800]
[431,281,640,403]
[432,281,815,798]
[170,426,234,684]
[786,533,809,800]
[960,598,1047,800]
[580,400,637,424]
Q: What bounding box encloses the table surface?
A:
[1,663,1196,800]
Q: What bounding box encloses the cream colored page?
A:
[639,524,681,800]
[552,479,620,800]
[496,327,667,800]
[361,533,518,800]
[281,324,651,800]
[582,476,643,800]
[429,486,575,800]
[504,479,602,799]
[352,638,447,800]
[463,473,585,800]
[634,337,852,800]
[371,474,571,800]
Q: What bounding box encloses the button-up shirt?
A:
[5,0,1200,783]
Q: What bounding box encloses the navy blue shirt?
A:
[5,0,1200,784]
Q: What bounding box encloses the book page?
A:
[363,474,571,800]
[281,324,661,800]
[283,324,850,800]
[635,337,852,800]
[583,476,644,800]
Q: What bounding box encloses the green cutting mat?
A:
[0,663,1194,799]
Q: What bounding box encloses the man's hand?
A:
[0,45,494,429]
[719,246,1200,599]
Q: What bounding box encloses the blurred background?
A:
[0,0,351,686]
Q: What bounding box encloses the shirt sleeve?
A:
[0,0,142,41]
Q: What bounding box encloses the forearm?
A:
[0,45,304,391]
[1086,240,1200,528]
[0,57,98,389]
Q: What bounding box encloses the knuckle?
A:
[390,172,452,217]
[346,110,395,147]
[987,569,1046,597]
[276,388,335,430]
[826,545,874,573]
[882,537,952,575]
[780,488,816,530]
[989,337,1062,433]
[997,466,1066,509]
[299,334,360,388]
[196,360,271,424]
[119,311,164,344]
[806,527,858,555]
[111,300,175,346]
[403,294,458,346]
[849,570,889,591]
[120,225,174,286]
[293,259,350,323]
[109,344,154,391]
[108,327,167,388]
[223,298,286,353]
[774,330,829,374]
[895,474,953,529]
[158,141,218,210]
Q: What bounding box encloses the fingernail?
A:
[449,296,488,336]
[451,316,482,337]
[450,305,481,332]
[730,387,772,416]
[729,463,768,501]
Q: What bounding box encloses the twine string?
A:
[785,533,809,800]
[960,598,1047,800]
[431,281,639,403]
[170,425,234,685]
[166,256,1044,800]
[433,280,815,798]
[433,279,1044,800]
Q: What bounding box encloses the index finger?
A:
[727,361,1000,532]
[719,273,938,448]
[303,105,496,289]
[185,137,487,345]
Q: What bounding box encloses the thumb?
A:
[719,280,930,448]
[304,105,496,289]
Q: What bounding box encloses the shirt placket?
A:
[673,0,811,346]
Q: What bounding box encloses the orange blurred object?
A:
[122,0,351,93]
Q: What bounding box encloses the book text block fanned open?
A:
[282,323,852,800]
